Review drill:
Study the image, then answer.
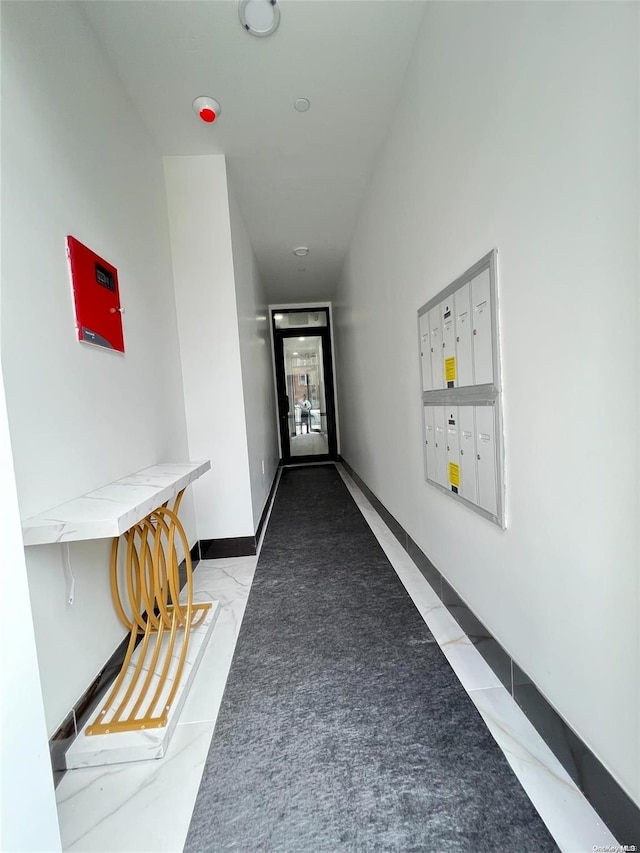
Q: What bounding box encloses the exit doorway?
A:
[272,308,338,464]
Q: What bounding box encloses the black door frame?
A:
[272,309,338,465]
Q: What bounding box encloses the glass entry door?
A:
[273,310,337,464]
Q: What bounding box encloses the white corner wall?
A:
[1,2,193,734]
[334,2,639,803]
[227,178,280,528]
[0,373,61,852]
[164,156,254,539]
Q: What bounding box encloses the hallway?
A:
[2,2,639,850]
[55,466,616,852]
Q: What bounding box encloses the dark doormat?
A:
[185,465,557,852]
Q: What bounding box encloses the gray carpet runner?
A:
[185,465,557,852]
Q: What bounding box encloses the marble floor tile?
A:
[426,611,504,691]
[179,559,257,726]
[391,559,443,614]
[470,687,619,853]
[57,721,215,853]
[57,556,257,852]
[189,569,248,604]
[177,616,239,726]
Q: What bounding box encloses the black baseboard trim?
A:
[199,465,283,560]
[49,629,134,788]
[199,536,256,559]
[255,464,282,544]
[49,550,199,788]
[338,455,640,846]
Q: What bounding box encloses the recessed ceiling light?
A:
[293,247,309,257]
[273,313,284,320]
[294,98,310,112]
[239,0,280,37]
[292,352,298,356]
[298,337,305,342]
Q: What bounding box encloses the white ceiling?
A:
[82,1,426,303]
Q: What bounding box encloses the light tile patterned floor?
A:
[55,466,619,852]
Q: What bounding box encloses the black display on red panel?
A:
[67,236,124,352]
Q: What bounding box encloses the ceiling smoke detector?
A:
[294,98,310,113]
[193,96,221,123]
[293,247,309,257]
[239,0,280,37]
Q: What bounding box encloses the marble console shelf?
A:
[22,461,216,767]
[21,461,211,546]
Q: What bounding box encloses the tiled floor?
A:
[335,467,619,853]
[56,556,258,853]
[55,465,619,852]
[290,430,329,457]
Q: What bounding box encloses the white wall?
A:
[0,376,61,852]
[334,2,639,803]
[1,2,193,734]
[164,156,254,539]
[227,180,280,529]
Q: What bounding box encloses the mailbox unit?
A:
[418,250,505,527]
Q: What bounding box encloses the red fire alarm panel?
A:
[67,236,125,352]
